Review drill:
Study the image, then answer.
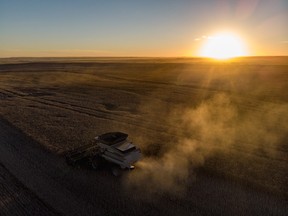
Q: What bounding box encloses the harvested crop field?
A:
[0,57,288,215]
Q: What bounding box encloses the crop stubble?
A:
[0,57,288,215]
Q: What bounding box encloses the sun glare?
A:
[199,32,247,60]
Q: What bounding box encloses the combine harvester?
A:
[66,132,142,176]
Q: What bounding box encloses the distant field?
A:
[0,57,287,215]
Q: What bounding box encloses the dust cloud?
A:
[126,93,288,195]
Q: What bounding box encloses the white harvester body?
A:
[66,132,141,171]
[96,132,141,169]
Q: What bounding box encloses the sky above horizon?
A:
[1,0,287,57]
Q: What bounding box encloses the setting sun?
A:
[199,32,248,60]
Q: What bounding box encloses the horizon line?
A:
[1,55,288,59]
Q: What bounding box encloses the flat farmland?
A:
[0,57,288,215]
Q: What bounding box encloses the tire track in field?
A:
[0,117,102,216]
[0,163,59,216]
[0,87,168,134]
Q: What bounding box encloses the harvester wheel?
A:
[66,157,76,167]
[91,156,101,170]
[111,167,122,177]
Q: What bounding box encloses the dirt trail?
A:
[1,116,288,216]
[0,163,58,216]
[0,117,101,216]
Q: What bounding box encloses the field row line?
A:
[0,87,168,135]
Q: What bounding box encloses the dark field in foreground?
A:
[0,57,288,215]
